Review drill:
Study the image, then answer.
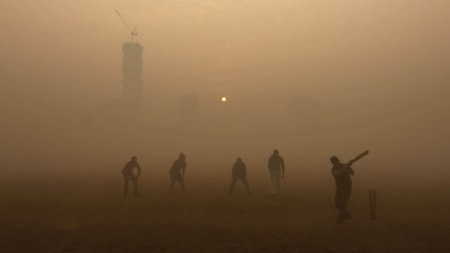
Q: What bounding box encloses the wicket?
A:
[369,189,377,219]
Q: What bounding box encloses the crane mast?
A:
[115,9,138,43]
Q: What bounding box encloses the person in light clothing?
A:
[268,149,285,197]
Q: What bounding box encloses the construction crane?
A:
[115,9,138,43]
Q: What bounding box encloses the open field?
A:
[2,175,450,253]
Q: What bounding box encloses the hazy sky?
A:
[2,1,449,124]
[2,0,449,95]
[1,1,450,180]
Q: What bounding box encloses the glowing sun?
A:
[221,96,227,102]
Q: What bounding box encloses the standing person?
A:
[228,157,251,196]
[330,156,353,223]
[330,151,369,223]
[268,149,285,198]
[170,153,187,194]
[122,156,141,198]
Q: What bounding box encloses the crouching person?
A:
[228,157,250,196]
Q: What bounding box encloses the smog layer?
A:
[1,1,450,252]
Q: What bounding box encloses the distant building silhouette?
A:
[179,94,199,126]
[122,42,143,111]
[97,42,143,126]
[287,96,321,130]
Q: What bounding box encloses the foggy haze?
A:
[1,0,450,191]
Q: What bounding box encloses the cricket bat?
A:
[351,150,369,163]
[332,150,369,176]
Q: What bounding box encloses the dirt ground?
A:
[1,176,450,253]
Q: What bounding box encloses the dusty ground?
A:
[1,176,450,253]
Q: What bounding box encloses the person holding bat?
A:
[122,156,142,198]
[330,150,369,223]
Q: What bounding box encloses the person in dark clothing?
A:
[228,157,251,196]
[330,155,355,223]
[268,149,285,197]
[170,153,187,194]
[122,156,141,197]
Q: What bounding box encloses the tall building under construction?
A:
[122,42,143,111]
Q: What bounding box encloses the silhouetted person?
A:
[330,156,354,223]
[170,153,187,194]
[268,149,285,197]
[122,156,141,197]
[228,157,251,196]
